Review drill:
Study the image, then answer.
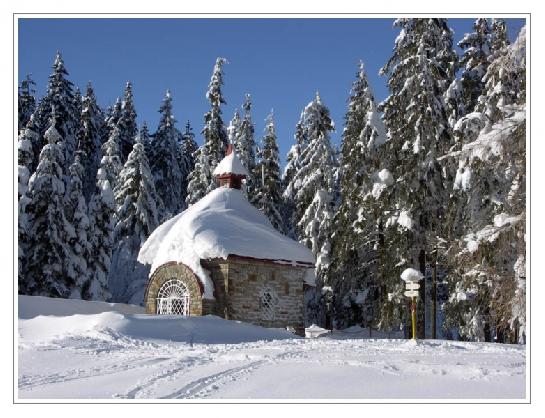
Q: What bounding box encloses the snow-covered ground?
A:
[17,296,526,400]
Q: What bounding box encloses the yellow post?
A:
[411,297,417,340]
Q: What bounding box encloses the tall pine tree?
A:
[179,121,198,196]
[149,90,184,220]
[443,26,525,343]
[118,82,138,162]
[110,131,159,304]
[64,153,91,298]
[252,111,285,233]
[18,75,36,132]
[235,94,257,197]
[25,111,75,297]
[34,52,78,171]
[100,125,123,192]
[186,57,228,205]
[378,18,457,337]
[17,117,35,293]
[285,93,337,324]
[77,82,105,201]
[329,62,388,329]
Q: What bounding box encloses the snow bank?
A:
[138,188,315,298]
[19,296,298,345]
[18,295,144,319]
[401,268,423,283]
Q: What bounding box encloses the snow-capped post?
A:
[401,268,423,340]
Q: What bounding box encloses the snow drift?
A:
[18,296,298,345]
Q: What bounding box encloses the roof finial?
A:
[226,143,233,156]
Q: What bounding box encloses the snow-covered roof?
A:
[212,151,249,177]
[138,187,315,299]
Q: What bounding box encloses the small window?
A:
[284,282,289,295]
[260,286,278,320]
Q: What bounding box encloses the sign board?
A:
[405,282,420,290]
[404,290,419,298]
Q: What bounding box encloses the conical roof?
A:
[213,148,249,177]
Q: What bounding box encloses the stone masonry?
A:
[144,262,204,316]
[145,257,309,334]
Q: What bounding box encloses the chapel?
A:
[138,145,315,334]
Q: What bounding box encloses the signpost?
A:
[401,268,424,341]
[405,282,420,291]
[404,290,419,298]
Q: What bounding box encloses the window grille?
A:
[260,286,278,320]
[156,279,190,315]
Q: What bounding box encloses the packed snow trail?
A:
[18,296,526,400]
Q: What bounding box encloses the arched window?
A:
[156,279,190,315]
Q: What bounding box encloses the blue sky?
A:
[18,18,525,166]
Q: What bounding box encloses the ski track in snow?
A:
[18,336,526,399]
[17,298,525,400]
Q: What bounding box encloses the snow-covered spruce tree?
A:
[283,93,334,238]
[235,94,257,197]
[76,82,105,201]
[378,18,457,338]
[87,163,116,301]
[286,93,337,324]
[443,26,526,343]
[179,120,198,190]
[181,120,198,154]
[33,52,78,171]
[110,132,159,304]
[100,124,123,192]
[117,82,138,162]
[251,111,285,233]
[18,75,36,132]
[73,88,83,123]
[105,97,122,142]
[282,121,308,238]
[227,109,241,144]
[64,153,91,299]
[24,112,74,297]
[17,119,35,293]
[489,19,510,59]
[283,120,307,205]
[457,19,492,115]
[18,123,34,199]
[186,58,228,206]
[140,121,153,161]
[149,90,184,220]
[18,115,40,174]
[328,61,389,329]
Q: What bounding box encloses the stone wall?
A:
[222,257,306,333]
[145,258,308,334]
[144,263,204,316]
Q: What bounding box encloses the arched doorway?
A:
[156,279,190,315]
